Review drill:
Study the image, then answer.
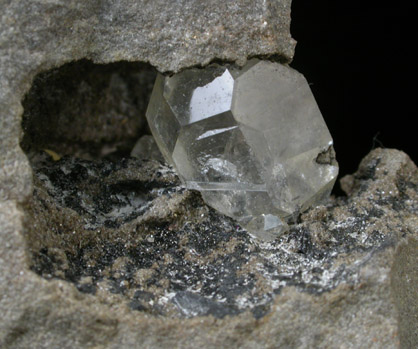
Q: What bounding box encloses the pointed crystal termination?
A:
[146,59,338,240]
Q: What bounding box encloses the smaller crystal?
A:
[131,135,164,162]
[146,59,338,240]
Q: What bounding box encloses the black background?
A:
[290,1,416,187]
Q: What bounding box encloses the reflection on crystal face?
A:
[196,126,237,141]
[146,59,339,240]
[189,70,234,123]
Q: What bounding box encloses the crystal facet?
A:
[146,60,338,240]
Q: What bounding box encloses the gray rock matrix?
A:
[1,0,295,202]
[0,1,416,349]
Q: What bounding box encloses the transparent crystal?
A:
[146,60,338,240]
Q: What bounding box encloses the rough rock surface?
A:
[1,147,417,348]
[1,1,417,348]
[0,0,295,201]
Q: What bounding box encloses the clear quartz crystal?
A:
[146,59,338,240]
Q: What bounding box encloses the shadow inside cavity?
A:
[21,59,157,160]
[19,60,389,322]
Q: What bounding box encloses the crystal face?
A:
[146,60,338,240]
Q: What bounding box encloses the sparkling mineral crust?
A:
[146,60,338,240]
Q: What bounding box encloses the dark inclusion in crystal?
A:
[146,59,338,240]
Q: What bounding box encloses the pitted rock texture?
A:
[24,152,393,319]
[0,2,297,346]
[1,148,413,348]
[0,2,417,348]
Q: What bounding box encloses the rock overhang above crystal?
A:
[146,59,338,240]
